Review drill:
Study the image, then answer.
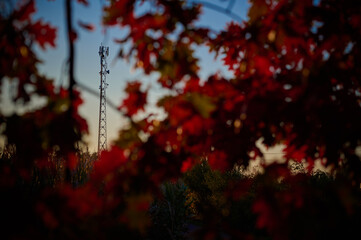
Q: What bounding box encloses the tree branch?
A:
[66,0,75,100]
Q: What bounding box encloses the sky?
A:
[21,0,249,152]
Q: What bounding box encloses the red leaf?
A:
[78,20,95,31]
[120,81,147,116]
[16,0,36,22]
[103,0,135,26]
[207,150,229,172]
[168,101,193,126]
[76,0,89,6]
[181,157,194,173]
[284,144,308,162]
[184,76,201,92]
[30,20,57,49]
[182,115,204,136]
[62,184,102,218]
[253,56,273,77]
[92,146,128,182]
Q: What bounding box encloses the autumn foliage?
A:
[1,0,361,239]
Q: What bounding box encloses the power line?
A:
[194,0,245,23]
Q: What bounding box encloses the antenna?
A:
[97,44,110,154]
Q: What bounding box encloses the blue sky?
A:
[31,0,249,151]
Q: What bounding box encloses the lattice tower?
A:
[97,45,109,154]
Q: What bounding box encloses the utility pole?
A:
[97,44,109,154]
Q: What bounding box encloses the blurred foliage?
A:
[2,0,361,239]
[148,181,192,240]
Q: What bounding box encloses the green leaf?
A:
[187,92,216,118]
[248,0,269,24]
